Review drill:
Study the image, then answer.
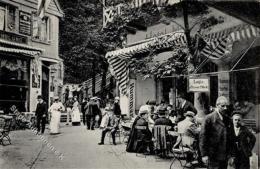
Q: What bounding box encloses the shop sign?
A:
[128,81,136,117]
[19,11,31,36]
[0,30,28,44]
[188,77,209,92]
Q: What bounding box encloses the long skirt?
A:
[72,108,81,125]
[50,110,61,134]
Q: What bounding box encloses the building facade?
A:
[0,0,64,113]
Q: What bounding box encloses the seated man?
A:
[154,107,175,156]
[177,111,200,148]
[98,108,120,145]
[177,111,201,166]
[134,110,154,154]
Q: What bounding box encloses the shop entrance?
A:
[42,66,49,107]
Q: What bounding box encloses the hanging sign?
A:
[19,11,31,36]
[188,77,209,92]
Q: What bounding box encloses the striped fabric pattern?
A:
[201,24,260,60]
[105,31,186,95]
[131,0,180,8]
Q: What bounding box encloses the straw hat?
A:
[53,96,59,100]
[184,111,195,117]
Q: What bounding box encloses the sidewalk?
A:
[0,125,206,169]
[0,129,45,169]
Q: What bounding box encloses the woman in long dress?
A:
[71,96,81,126]
[48,96,64,134]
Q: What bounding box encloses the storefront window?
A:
[0,56,30,113]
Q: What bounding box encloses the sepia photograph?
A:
[0,0,259,169]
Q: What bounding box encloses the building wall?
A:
[135,75,156,111]
[0,0,63,112]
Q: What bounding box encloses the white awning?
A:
[0,39,44,52]
[0,46,41,56]
[39,57,62,64]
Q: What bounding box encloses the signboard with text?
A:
[188,77,210,92]
[19,11,31,36]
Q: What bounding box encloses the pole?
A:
[182,0,192,53]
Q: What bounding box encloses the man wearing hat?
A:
[85,97,99,130]
[154,107,173,127]
[113,96,121,116]
[153,107,174,157]
[65,95,74,125]
[229,112,256,169]
[98,107,120,145]
[35,95,48,134]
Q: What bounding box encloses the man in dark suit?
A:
[154,107,173,127]
[176,94,197,123]
[229,112,256,169]
[199,96,231,169]
[85,98,99,130]
[35,95,48,134]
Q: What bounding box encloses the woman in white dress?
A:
[48,96,65,134]
[71,96,81,126]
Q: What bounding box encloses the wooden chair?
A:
[0,116,13,146]
[153,125,172,158]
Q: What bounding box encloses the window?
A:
[0,3,16,32]
[32,13,51,42]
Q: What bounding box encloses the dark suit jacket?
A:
[35,102,47,117]
[176,101,197,122]
[136,117,152,140]
[199,111,230,161]
[230,125,256,158]
[154,117,173,127]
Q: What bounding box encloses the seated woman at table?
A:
[126,110,154,154]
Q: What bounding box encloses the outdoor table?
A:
[168,131,179,137]
[0,115,13,120]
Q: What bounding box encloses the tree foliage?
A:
[59,0,224,83]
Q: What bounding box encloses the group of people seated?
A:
[124,96,256,169]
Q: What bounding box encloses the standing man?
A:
[85,98,99,130]
[35,95,48,134]
[113,97,121,116]
[65,95,74,125]
[199,96,231,169]
[81,98,88,125]
[176,94,197,123]
[229,112,256,169]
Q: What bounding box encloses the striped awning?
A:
[131,0,180,8]
[0,46,41,56]
[106,31,186,95]
[201,24,260,60]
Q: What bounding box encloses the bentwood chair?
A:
[0,116,13,145]
[170,133,198,169]
[153,125,172,158]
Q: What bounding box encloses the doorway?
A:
[42,66,49,107]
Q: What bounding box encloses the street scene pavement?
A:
[0,124,187,169]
